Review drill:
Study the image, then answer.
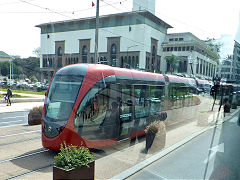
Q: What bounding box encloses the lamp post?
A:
[126,44,139,69]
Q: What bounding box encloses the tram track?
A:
[6,164,53,180]
[0,149,49,165]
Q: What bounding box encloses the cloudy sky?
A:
[0,0,239,58]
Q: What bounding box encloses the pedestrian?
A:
[6,88,12,106]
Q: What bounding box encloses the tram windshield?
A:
[45,74,83,121]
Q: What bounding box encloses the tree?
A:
[165,55,181,74]
[205,38,222,54]
[33,47,41,57]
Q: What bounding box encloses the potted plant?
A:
[223,98,231,113]
[28,106,43,125]
[53,143,94,180]
[231,101,238,109]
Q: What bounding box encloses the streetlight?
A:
[126,44,139,68]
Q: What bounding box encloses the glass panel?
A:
[134,85,150,118]
[46,74,83,121]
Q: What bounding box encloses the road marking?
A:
[0,120,23,125]
[203,143,224,164]
[0,123,26,129]
[0,130,41,138]
[1,116,27,120]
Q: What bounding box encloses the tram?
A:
[42,64,208,150]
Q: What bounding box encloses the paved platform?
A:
[1,93,239,180]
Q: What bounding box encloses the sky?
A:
[0,0,239,58]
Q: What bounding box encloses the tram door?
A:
[118,84,133,140]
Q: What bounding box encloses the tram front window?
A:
[46,74,83,121]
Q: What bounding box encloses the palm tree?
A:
[165,55,181,74]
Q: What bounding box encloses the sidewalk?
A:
[0,102,44,113]
[14,102,240,179]
[0,91,44,104]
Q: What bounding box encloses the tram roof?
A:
[87,64,165,82]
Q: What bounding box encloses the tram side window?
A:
[120,84,132,121]
[134,85,150,118]
[168,83,189,100]
[149,86,164,115]
[74,82,109,127]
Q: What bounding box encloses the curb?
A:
[0,98,44,103]
[110,108,240,180]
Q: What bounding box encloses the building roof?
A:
[36,10,173,34]
[0,51,11,58]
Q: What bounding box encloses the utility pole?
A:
[94,0,99,63]
[9,60,12,81]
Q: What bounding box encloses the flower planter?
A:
[224,104,231,113]
[231,104,237,109]
[28,113,42,125]
[53,161,95,180]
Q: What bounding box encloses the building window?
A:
[57,57,62,67]
[136,56,139,68]
[174,47,178,51]
[121,56,124,68]
[91,57,94,63]
[179,38,184,41]
[110,44,117,67]
[111,44,117,54]
[82,45,88,63]
[130,56,134,68]
[57,47,62,56]
[169,38,174,41]
[178,47,181,51]
[127,56,131,69]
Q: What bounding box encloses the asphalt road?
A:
[0,111,29,127]
[128,115,240,180]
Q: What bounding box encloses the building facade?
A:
[0,51,12,62]
[233,41,240,82]
[37,10,172,82]
[217,55,234,81]
[161,33,219,79]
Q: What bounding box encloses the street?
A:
[0,111,28,127]
[128,114,240,179]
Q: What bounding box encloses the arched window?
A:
[111,44,117,54]
[127,56,131,69]
[136,56,139,68]
[121,56,124,68]
[82,45,88,63]
[132,56,135,68]
[152,46,156,56]
[57,47,62,56]
[110,44,117,67]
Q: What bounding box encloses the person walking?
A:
[6,88,12,106]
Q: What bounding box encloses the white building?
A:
[217,55,234,81]
[36,10,172,82]
[161,33,219,79]
[0,51,12,62]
